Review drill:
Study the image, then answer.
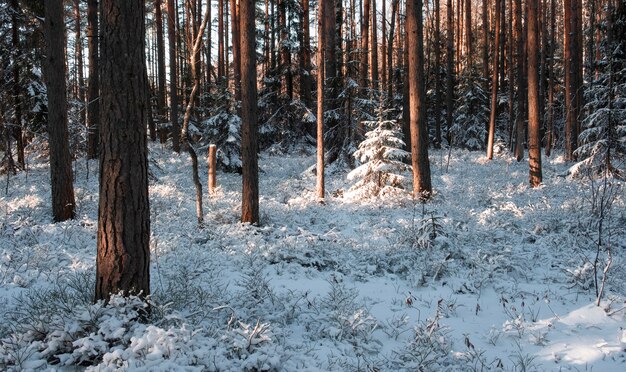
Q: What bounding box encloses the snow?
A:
[0,144,625,371]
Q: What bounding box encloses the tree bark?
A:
[300,0,312,106]
[75,0,85,126]
[240,0,259,223]
[381,0,387,95]
[156,0,167,117]
[434,0,442,148]
[406,0,432,197]
[527,0,542,185]
[44,0,76,222]
[387,0,398,100]
[230,0,241,102]
[167,0,180,152]
[514,0,524,161]
[11,0,24,169]
[316,0,326,200]
[486,0,500,159]
[87,0,100,159]
[96,0,150,302]
[371,0,379,89]
[218,0,225,80]
[446,0,454,145]
[360,0,370,95]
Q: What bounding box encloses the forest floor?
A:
[0,144,625,371]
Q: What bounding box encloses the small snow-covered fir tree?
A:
[347,120,411,197]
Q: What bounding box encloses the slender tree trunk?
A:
[507,0,514,149]
[240,0,259,223]
[433,0,442,148]
[156,0,167,117]
[545,0,555,156]
[300,0,312,106]
[44,0,76,222]
[87,0,100,158]
[482,0,489,85]
[360,0,370,95]
[446,0,454,145]
[406,0,432,197]
[527,0,542,185]
[11,0,24,169]
[465,0,472,68]
[387,0,398,100]
[75,0,85,126]
[96,0,150,301]
[167,0,180,152]
[278,0,292,99]
[514,0,524,161]
[181,4,210,226]
[487,0,501,159]
[316,0,328,200]
[218,0,225,80]
[371,0,379,90]
[381,0,387,95]
[230,0,241,102]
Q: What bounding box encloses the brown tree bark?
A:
[545,0,555,156]
[446,0,454,145]
[381,0,387,95]
[167,0,180,152]
[360,0,370,95]
[240,0,259,223]
[482,0,489,85]
[387,0,398,99]
[406,0,432,197]
[74,0,85,126]
[156,0,167,117]
[514,0,524,161]
[96,0,150,302]
[434,0,442,148]
[465,0,472,68]
[230,0,241,102]
[486,0,501,159]
[44,0,76,222]
[218,0,225,80]
[527,0,542,185]
[300,0,312,106]
[87,0,100,159]
[317,0,328,200]
[371,0,379,89]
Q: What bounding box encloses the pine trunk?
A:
[527,0,542,185]
[96,0,150,301]
[487,0,501,159]
[167,0,180,152]
[87,0,100,158]
[44,0,76,222]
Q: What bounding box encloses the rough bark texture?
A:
[387,0,398,100]
[44,0,76,222]
[434,0,442,148]
[278,0,292,99]
[230,0,241,102]
[527,0,542,185]
[218,0,225,80]
[406,0,432,197]
[300,0,312,107]
[514,0,525,161]
[74,0,85,126]
[87,0,100,159]
[240,0,259,223]
[167,0,180,152]
[96,0,150,301]
[487,0,501,159]
[370,0,379,89]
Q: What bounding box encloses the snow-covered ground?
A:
[0,144,625,371]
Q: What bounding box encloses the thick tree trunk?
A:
[96,0,150,302]
[486,0,501,159]
[167,0,180,152]
[406,0,432,197]
[240,0,259,223]
[44,0,76,222]
[87,0,100,159]
[75,0,85,126]
[527,0,542,185]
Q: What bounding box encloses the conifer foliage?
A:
[347,119,411,197]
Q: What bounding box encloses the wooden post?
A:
[208,144,217,194]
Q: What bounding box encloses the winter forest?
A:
[0,0,625,370]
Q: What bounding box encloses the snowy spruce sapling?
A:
[347,120,412,197]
